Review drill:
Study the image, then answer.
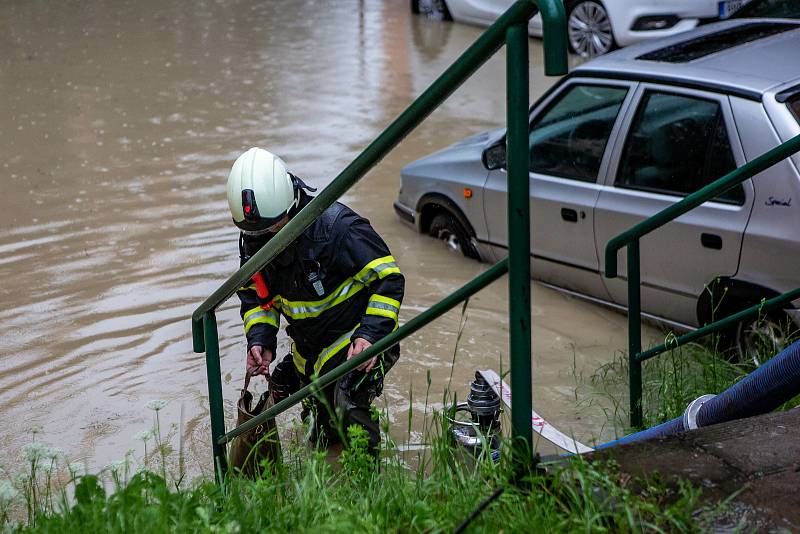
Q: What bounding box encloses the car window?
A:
[615,91,744,204]
[529,84,627,183]
[788,92,800,124]
[732,0,800,18]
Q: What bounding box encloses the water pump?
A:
[448,371,502,460]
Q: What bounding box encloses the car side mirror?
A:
[482,140,506,170]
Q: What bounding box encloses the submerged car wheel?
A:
[428,213,478,259]
[412,0,452,20]
[567,0,615,57]
[735,313,793,366]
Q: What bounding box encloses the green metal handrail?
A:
[636,288,800,363]
[605,133,800,428]
[192,0,567,482]
[190,0,565,338]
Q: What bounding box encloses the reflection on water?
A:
[0,0,653,476]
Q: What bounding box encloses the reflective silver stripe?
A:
[354,261,398,284]
[275,277,365,319]
[366,294,400,324]
[245,309,268,321]
[243,307,279,333]
[366,300,399,314]
[353,255,399,284]
[276,256,401,320]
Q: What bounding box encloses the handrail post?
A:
[203,311,228,482]
[506,21,533,467]
[627,241,643,428]
[192,317,205,353]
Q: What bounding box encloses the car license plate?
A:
[718,0,747,19]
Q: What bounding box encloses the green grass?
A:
[1,414,717,534]
[8,326,796,532]
[587,334,800,433]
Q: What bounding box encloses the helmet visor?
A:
[233,210,289,235]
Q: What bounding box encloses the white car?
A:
[412,0,738,57]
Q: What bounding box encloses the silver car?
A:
[394,19,800,358]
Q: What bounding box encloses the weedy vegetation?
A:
[6,304,795,532]
[0,410,718,533]
[0,385,725,533]
[586,329,799,433]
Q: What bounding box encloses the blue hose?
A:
[596,340,800,450]
[698,339,800,424]
[595,416,683,450]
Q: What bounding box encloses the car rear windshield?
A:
[637,22,798,62]
[788,93,800,125]
[733,0,800,19]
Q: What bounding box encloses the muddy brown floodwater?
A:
[0,0,660,477]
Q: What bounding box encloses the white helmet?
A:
[227,147,299,235]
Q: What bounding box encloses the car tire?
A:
[566,0,616,58]
[428,212,479,259]
[413,0,452,21]
[734,312,794,366]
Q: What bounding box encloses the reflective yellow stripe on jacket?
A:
[313,325,359,375]
[291,342,307,374]
[291,325,359,376]
[366,294,400,326]
[275,255,399,320]
[354,255,401,284]
[243,305,279,334]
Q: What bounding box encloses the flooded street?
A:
[0,0,659,476]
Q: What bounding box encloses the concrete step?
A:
[590,408,800,531]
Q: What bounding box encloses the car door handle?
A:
[560,208,578,223]
[701,233,722,250]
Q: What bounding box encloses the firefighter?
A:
[227,147,404,453]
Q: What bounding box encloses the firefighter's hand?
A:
[347,337,376,372]
[247,345,273,376]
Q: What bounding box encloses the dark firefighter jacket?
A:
[236,194,404,378]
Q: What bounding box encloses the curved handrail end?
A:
[531,0,568,76]
[192,317,205,353]
[604,238,623,279]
